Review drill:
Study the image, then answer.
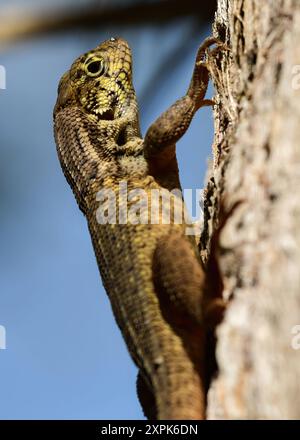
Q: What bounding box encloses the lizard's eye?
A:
[85,58,105,77]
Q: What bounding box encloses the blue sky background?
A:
[0,1,214,419]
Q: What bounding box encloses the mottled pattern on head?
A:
[56,38,135,120]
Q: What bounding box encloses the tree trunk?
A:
[203,0,300,419]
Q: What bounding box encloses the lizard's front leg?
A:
[144,37,217,163]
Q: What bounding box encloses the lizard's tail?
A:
[156,332,206,420]
[137,329,206,420]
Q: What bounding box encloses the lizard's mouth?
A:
[93,108,115,121]
[99,109,114,120]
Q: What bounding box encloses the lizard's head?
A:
[55,37,135,120]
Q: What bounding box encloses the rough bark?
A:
[202,0,300,419]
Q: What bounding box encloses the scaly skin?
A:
[53,37,218,420]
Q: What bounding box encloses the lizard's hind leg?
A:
[152,232,207,419]
[153,232,206,326]
[151,231,226,420]
[153,232,226,329]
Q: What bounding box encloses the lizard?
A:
[53,36,222,420]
